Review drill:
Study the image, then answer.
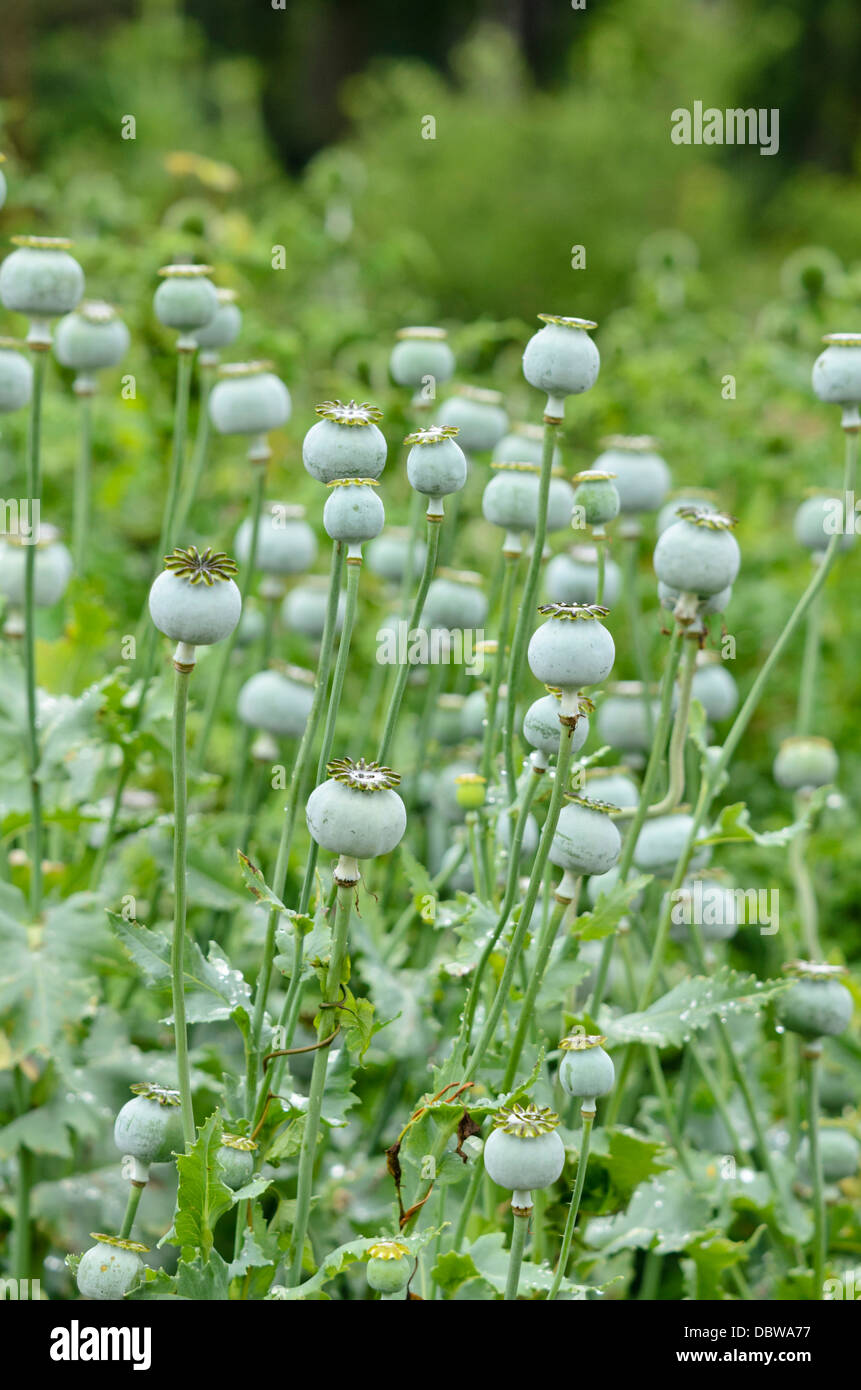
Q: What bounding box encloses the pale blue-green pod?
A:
[209,362,291,436]
[527,605,615,691]
[773,735,838,791]
[572,470,620,527]
[217,1136,257,1191]
[550,796,622,876]
[405,425,468,498]
[306,757,406,860]
[667,877,739,943]
[794,494,854,553]
[0,530,73,607]
[77,1237,146,1301]
[54,301,130,374]
[0,338,33,412]
[153,263,218,336]
[303,400,387,482]
[653,507,740,597]
[282,580,346,640]
[658,580,732,616]
[545,546,621,606]
[484,461,575,535]
[366,1240,412,1294]
[812,333,861,405]
[657,494,716,535]
[690,657,738,722]
[114,1089,183,1165]
[593,436,670,514]
[522,692,590,758]
[0,235,85,322]
[460,687,488,740]
[435,386,508,452]
[149,548,241,647]
[194,289,242,354]
[778,970,852,1040]
[798,1128,860,1184]
[634,813,711,875]
[323,479,385,543]
[483,1105,565,1192]
[496,806,539,862]
[558,1036,615,1101]
[432,759,482,824]
[433,693,466,746]
[390,326,455,391]
[423,570,488,630]
[237,668,314,739]
[366,527,426,583]
[596,686,659,756]
[493,422,560,468]
[235,503,316,576]
[584,768,639,809]
[522,314,599,416]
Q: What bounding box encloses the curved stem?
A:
[648,633,697,816]
[504,1206,530,1301]
[377,512,442,764]
[171,661,195,1146]
[548,1105,594,1300]
[24,350,46,915]
[73,390,93,576]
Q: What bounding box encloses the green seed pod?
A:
[690,655,738,722]
[389,326,454,392]
[149,547,241,648]
[777,964,853,1040]
[558,1033,615,1100]
[658,580,732,616]
[572,469,620,527]
[114,1084,183,1165]
[235,502,316,576]
[496,806,539,861]
[460,687,488,740]
[433,759,482,823]
[550,795,622,876]
[153,263,218,336]
[794,494,854,553]
[282,579,346,640]
[435,385,508,453]
[668,876,739,943]
[657,494,716,535]
[217,1134,257,1191]
[653,506,740,597]
[545,546,621,606]
[455,772,486,810]
[493,422,561,468]
[773,736,838,791]
[584,767,639,808]
[365,527,426,583]
[306,756,406,861]
[323,478,385,544]
[596,686,660,756]
[366,1240,412,1293]
[634,813,711,875]
[54,301,130,374]
[0,527,73,607]
[0,235,85,322]
[405,424,468,498]
[527,603,615,694]
[812,333,861,406]
[798,1128,860,1183]
[593,436,670,515]
[77,1234,147,1301]
[483,462,573,535]
[483,1104,565,1193]
[303,400,386,483]
[423,569,488,630]
[194,288,242,354]
[209,361,291,436]
[522,314,600,417]
[522,691,590,758]
[819,1059,856,1112]
[237,668,313,739]
[0,337,32,412]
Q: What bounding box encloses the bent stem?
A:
[504,1203,531,1301]
[548,1102,594,1300]
[24,349,47,915]
[377,511,442,764]
[289,874,354,1285]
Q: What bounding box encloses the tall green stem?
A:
[480,547,519,784]
[622,531,653,731]
[547,1105,594,1300]
[804,1051,826,1297]
[155,349,194,566]
[377,512,442,764]
[119,1181,145,1240]
[796,584,822,737]
[504,1206,530,1301]
[73,387,93,575]
[501,884,579,1091]
[174,361,215,539]
[171,659,195,1146]
[23,350,47,915]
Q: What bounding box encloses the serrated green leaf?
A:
[237,850,289,914]
[575,873,653,941]
[605,967,788,1049]
[586,1171,712,1256]
[696,790,828,849]
[266,1227,441,1300]
[169,1111,234,1259]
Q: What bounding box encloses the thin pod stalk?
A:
[377,509,442,764]
[23,348,47,913]
[547,1101,595,1300]
[170,647,195,1146]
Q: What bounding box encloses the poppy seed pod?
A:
[494,422,561,469]
[433,760,482,823]
[794,495,854,553]
[282,580,346,640]
[0,527,73,608]
[0,236,85,327]
[483,462,574,537]
[653,506,740,597]
[54,300,130,378]
[812,333,861,406]
[777,963,853,1040]
[153,263,218,337]
[634,813,711,875]
[572,470,620,528]
[527,603,615,697]
[435,385,508,453]
[194,288,242,355]
[522,692,591,759]
[366,1240,412,1294]
[389,326,454,392]
[593,436,671,515]
[668,877,739,943]
[405,425,468,499]
[217,1135,257,1191]
[149,546,241,648]
[798,1128,860,1184]
[550,795,622,876]
[77,1235,147,1301]
[323,478,385,544]
[483,1104,565,1195]
[423,569,488,631]
[235,503,317,576]
[584,767,639,808]
[306,757,407,861]
[434,693,467,746]
[522,314,600,417]
[586,864,644,909]
[0,338,33,412]
[366,527,426,583]
[545,546,622,607]
[237,668,314,739]
[460,687,488,740]
[690,655,738,723]
[657,494,717,535]
[303,400,387,483]
[496,806,540,861]
[658,580,732,616]
[113,1084,183,1166]
[209,361,291,437]
[773,736,838,791]
[558,1034,615,1101]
